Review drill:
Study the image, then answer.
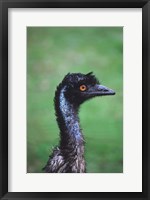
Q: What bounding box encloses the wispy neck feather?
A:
[55,86,84,149]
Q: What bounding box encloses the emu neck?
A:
[55,86,84,150]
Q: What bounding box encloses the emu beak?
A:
[90,84,116,96]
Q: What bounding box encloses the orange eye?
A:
[79,85,87,91]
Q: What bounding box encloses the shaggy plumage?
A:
[43,72,115,173]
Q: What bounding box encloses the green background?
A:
[27,27,123,173]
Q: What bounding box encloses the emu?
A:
[43,72,115,173]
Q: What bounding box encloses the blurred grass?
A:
[27,27,123,173]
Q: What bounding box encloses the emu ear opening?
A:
[86,72,93,76]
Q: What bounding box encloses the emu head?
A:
[61,72,115,106]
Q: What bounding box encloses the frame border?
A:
[0,0,150,199]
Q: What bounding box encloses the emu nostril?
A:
[103,89,108,92]
[97,84,115,95]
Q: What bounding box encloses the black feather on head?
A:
[62,72,99,88]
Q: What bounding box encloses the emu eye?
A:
[79,85,87,91]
